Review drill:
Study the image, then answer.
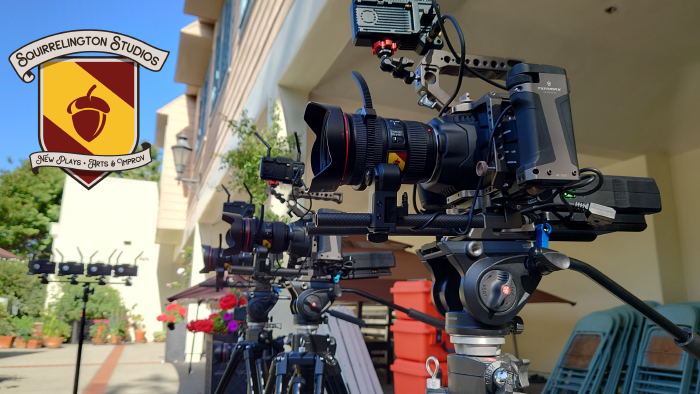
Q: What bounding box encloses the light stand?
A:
[72,282,94,394]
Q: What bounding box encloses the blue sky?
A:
[0,0,196,170]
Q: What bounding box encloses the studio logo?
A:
[8,30,170,189]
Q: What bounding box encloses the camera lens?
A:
[304,102,438,192]
[225,214,289,255]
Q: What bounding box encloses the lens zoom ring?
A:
[403,121,430,184]
[349,114,367,186]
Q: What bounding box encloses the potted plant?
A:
[106,308,127,344]
[42,312,71,349]
[157,302,187,330]
[152,331,166,342]
[89,319,109,344]
[27,334,43,349]
[131,314,146,343]
[0,311,16,348]
[109,326,123,344]
[12,316,34,348]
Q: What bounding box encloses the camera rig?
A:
[294,1,700,393]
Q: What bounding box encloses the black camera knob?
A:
[527,247,570,275]
[510,316,524,335]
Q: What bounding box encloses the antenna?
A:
[108,249,117,265]
[89,251,98,264]
[244,183,253,204]
[134,251,143,266]
[294,132,301,161]
[221,184,231,202]
[116,251,123,265]
[77,247,83,263]
[254,131,272,157]
[56,248,64,263]
[258,204,265,238]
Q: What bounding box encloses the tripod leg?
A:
[256,358,266,394]
[243,345,258,394]
[323,356,349,394]
[274,354,289,394]
[313,355,324,394]
[290,375,305,394]
[215,343,245,394]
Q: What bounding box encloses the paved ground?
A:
[0,342,205,394]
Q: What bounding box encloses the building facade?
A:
[157,0,700,373]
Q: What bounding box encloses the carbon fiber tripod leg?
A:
[215,343,245,394]
[243,345,261,394]
[323,355,349,394]
[313,355,324,394]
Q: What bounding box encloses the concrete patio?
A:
[0,342,203,394]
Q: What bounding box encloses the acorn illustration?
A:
[67,85,111,142]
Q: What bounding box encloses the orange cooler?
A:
[391,319,453,362]
[390,280,442,320]
[391,358,448,394]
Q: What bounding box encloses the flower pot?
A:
[134,329,146,343]
[91,326,108,345]
[15,338,27,348]
[110,336,121,344]
[27,339,42,349]
[45,337,63,349]
[0,336,16,348]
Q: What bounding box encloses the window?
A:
[240,0,253,30]
[195,70,210,152]
[209,0,233,109]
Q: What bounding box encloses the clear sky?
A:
[0,0,196,170]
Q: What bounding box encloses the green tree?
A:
[111,142,161,181]
[50,281,123,322]
[220,105,296,220]
[0,159,64,258]
[0,259,47,317]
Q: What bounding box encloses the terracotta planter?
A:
[15,338,27,348]
[91,325,108,344]
[27,339,42,349]
[45,337,63,349]
[0,336,16,348]
[134,329,146,343]
[110,335,121,344]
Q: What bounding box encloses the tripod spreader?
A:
[342,288,446,330]
[529,247,700,361]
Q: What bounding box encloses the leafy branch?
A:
[219,104,296,221]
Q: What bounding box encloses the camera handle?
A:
[531,247,700,361]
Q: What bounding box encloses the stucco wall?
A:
[50,177,162,341]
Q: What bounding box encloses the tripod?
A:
[416,239,700,394]
[214,285,285,394]
[266,314,349,394]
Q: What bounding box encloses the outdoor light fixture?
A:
[171,133,200,185]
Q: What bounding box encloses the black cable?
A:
[411,211,443,231]
[412,184,423,214]
[431,0,508,92]
[457,105,512,236]
[436,14,465,116]
[571,167,604,196]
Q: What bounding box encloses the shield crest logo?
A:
[39,56,138,189]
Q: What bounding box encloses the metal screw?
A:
[547,170,552,175]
